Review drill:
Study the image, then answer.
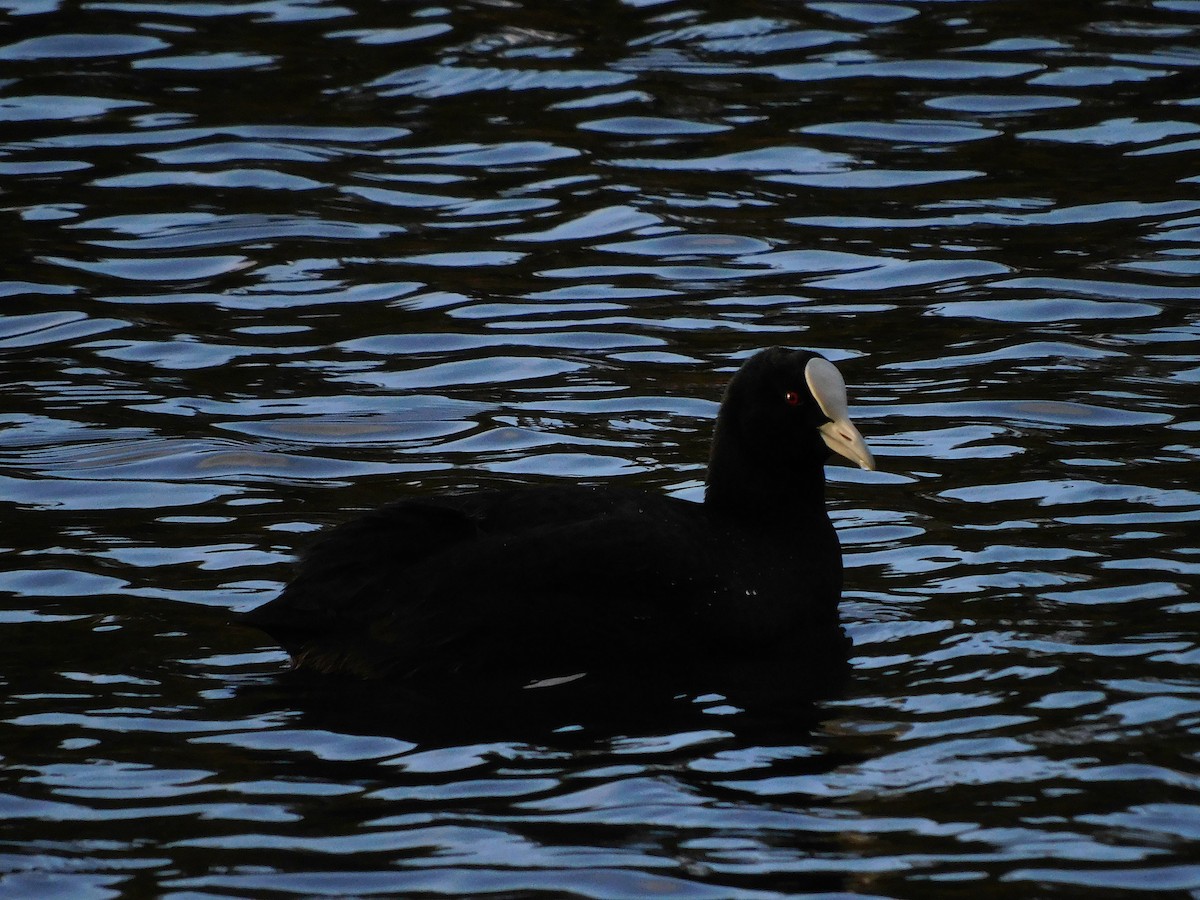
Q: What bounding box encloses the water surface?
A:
[2,1,1199,897]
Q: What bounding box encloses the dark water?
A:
[3,0,1199,896]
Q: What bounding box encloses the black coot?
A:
[241,347,876,685]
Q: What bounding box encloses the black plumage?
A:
[241,347,875,685]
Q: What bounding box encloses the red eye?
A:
[784,390,800,406]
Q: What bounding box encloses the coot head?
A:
[706,348,874,514]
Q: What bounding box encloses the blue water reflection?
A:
[2,0,1199,897]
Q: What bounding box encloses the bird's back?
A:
[242,483,842,681]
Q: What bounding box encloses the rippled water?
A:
[3,0,1199,896]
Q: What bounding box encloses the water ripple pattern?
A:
[1,1,1198,897]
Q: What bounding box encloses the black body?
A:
[242,348,853,683]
